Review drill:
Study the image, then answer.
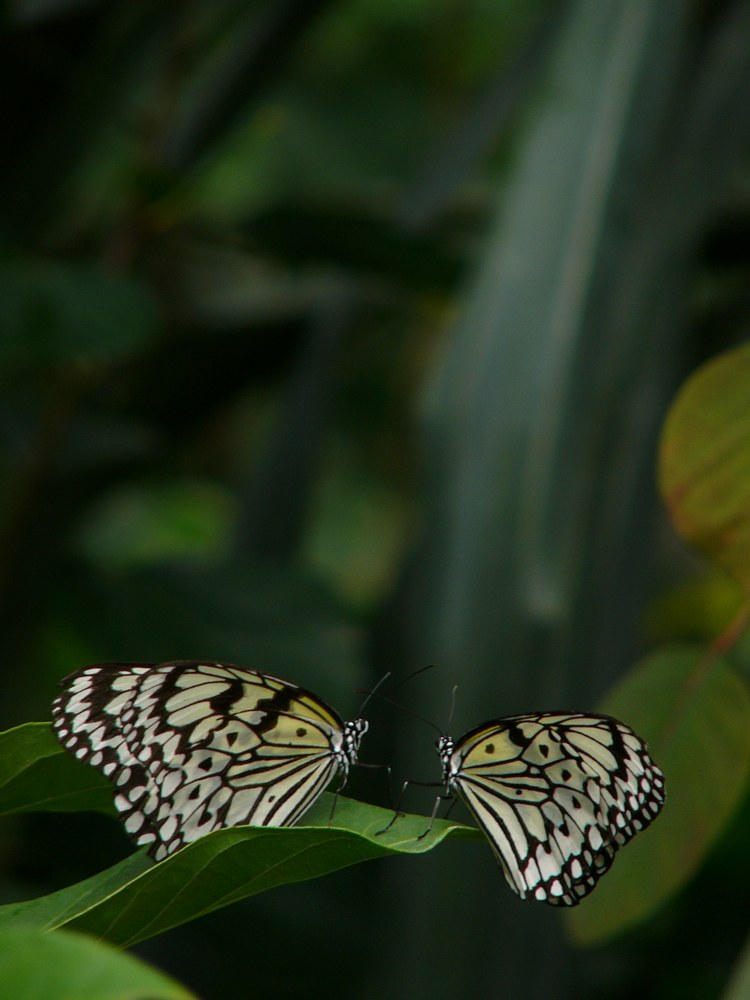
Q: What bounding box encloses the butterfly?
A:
[51,660,368,861]
[435,712,665,905]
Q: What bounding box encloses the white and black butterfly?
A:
[436,712,665,906]
[52,660,367,861]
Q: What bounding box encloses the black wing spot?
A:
[188,786,201,800]
[226,731,238,747]
[210,676,245,715]
[485,743,495,754]
[255,688,297,733]
[198,758,213,772]
[539,744,549,758]
[561,768,571,781]
[296,727,307,738]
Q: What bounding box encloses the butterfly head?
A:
[339,717,368,772]
[436,734,456,787]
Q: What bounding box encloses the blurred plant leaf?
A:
[0,722,112,818]
[57,562,364,706]
[75,480,234,566]
[2,5,171,239]
[248,203,461,290]
[163,0,333,171]
[389,0,750,988]
[722,924,750,1000]
[0,259,158,369]
[0,926,197,1000]
[644,569,744,646]
[567,643,750,944]
[659,341,750,593]
[305,447,411,611]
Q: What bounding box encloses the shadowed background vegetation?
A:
[2,1,750,998]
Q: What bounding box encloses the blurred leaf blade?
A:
[2,4,172,239]
[0,259,159,368]
[659,341,750,592]
[0,926,197,1000]
[389,0,750,988]
[567,644,750,944]
[393,1,694,992]
[164,0,334,171]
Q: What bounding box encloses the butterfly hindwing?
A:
[52,661,366,860]
[441,712,665,906]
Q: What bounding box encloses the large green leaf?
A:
[568,644,750,944]
[0,795,475,948]
[0,926,197,1000]
[659,341,750,592]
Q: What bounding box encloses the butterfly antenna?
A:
[446,684,459,732]
[392,663,436,690]
[356,671,392,717]
[355,664,443,734]
[356,688,444,737]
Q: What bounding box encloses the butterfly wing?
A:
[52,661,354,860]
[446,712,665,905]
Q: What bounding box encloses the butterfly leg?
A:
[417,791,455,841]
[326,760,394,829]
[374,778,412,835]
[375,778,444,836]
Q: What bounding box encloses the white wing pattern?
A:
[52,661,367,861]
[438,712,665,906]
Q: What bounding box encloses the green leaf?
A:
[722,924,750,1000]
[659,341,750,592]
[567,644,750,944]
[75,481,234,567]
[0,722,476,946]
[0,794,475,947]
[0,723,112,818]
[0,259,158,369]
[0,926,197,1000]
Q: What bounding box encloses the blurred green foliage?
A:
[3,0,750,998]
[0,926,197,1000]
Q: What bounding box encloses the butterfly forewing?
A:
[443,712,665,906]
[52,661,365,860]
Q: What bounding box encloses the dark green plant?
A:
[3,1,750,998]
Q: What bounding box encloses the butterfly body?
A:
[52,661,367,860]
[438,712,665,906]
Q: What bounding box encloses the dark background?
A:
[2,1,750,998]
